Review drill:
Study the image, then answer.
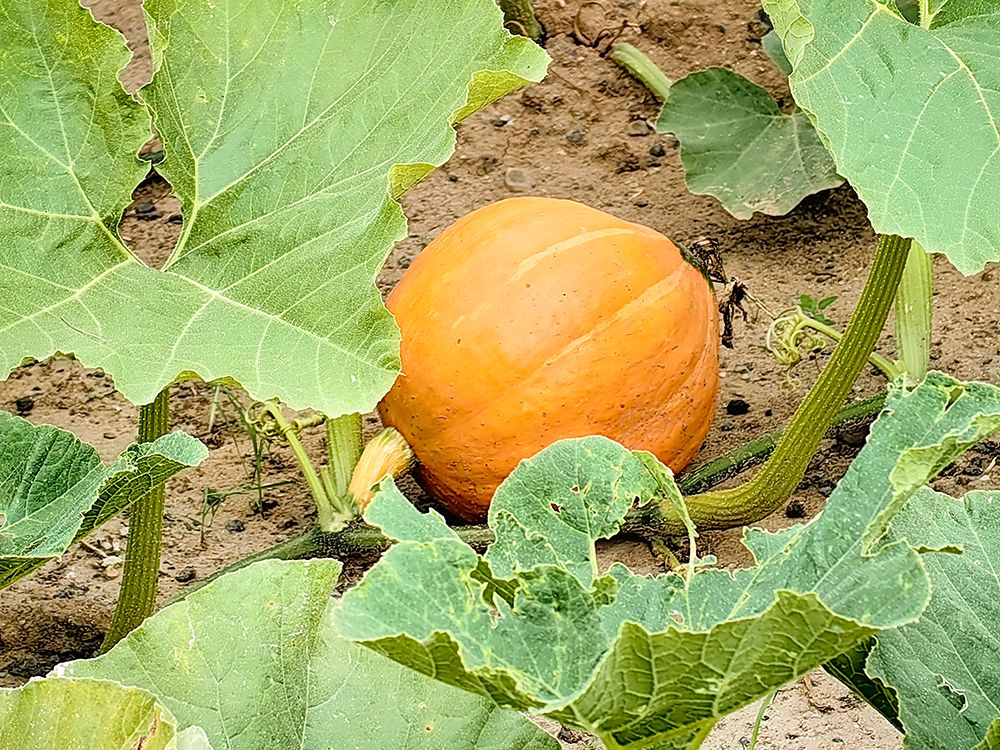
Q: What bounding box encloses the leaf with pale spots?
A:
[335,374,1000,749]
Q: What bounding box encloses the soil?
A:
[2,0,997,748]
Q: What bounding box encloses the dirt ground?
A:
[2,0,998,748]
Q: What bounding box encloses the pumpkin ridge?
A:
[512,227,640,282]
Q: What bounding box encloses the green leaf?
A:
[866,487,1000,750]
[335,374,1000,748]
[657,67,842,219]
[762,29,794,74]
[0,0,547,414]
[60,559,557,750]
[0,411,206,589]
[0,677,205,750]
[762,0,1000,274]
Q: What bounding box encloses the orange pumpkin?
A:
[379,197,719,522]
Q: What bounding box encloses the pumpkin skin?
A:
[379,197,719,522]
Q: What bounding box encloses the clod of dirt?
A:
[785,500,807,518]
[14,396,33,415]
[167,213,183,224]
[566,128,586,144]
[835,423,870,447]
[725,398,751,415]
[225,519,246,533]
[649,141,666,157]
[504,167,535,192]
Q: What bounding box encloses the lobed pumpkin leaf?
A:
[0,677,210,750]
[59,559,558,750]
[334,373,1000,749]
[864,487,1000,750]
[657,67,842,219]
[762,0,1000,274]
[0,0,547,414]
[0,411,207,589]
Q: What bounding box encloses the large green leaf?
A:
[658,67,842,219]
[335,374,1000,749]
[60,559,557,750]
[0,0,547,414]
[0,677,210,750]
[762,0,1000,274]
[865,487,1000,750]
[0,411,206,588]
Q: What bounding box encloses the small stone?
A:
[626,120,650,137]
[649,141,666,157]
[14,397,33,416]
[504,167,534,192]
[134,201,157,215]
[447,174,459,182]
[225,519,246,533]
[104,566,121,579]
[175,567,197,583]
[565,128,586,145]
[103,432,116,440]
[167,213,184,224]
[491,114,512,127]
[101,555,123,568]
[725,398,751,416]
[815,477,836,497]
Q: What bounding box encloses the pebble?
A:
[167,213,183,224]
[225,519,246,533]
[566,128,586,144]
[175,567,197,583]
[626,120,650,137]
[14,397,33,415]
[101,555,123,568]
[491,115,512,127]
[134,201,157,215]
[104,566,120,579]
[504,167,534,192]
[649,142,666,157]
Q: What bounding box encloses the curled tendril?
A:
[246,401,325,444]
[766,306,831,368]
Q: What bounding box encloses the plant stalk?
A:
[172,391,886,601]
[498,0,543,41]
[320,412,363,507]
[894,242,932,382]
[676,234,912,530]
[610,43,672,102]
[101,387,171,652]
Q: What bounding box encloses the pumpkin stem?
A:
[349,428,416,511]
[676,234,912,530]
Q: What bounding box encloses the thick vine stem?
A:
[101,387,171,652]
[610,43,672,102]
[172,391,886,601]
[499,0,544,41]
[675,234,912,531]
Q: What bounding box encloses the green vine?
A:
[101,387,171,652]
